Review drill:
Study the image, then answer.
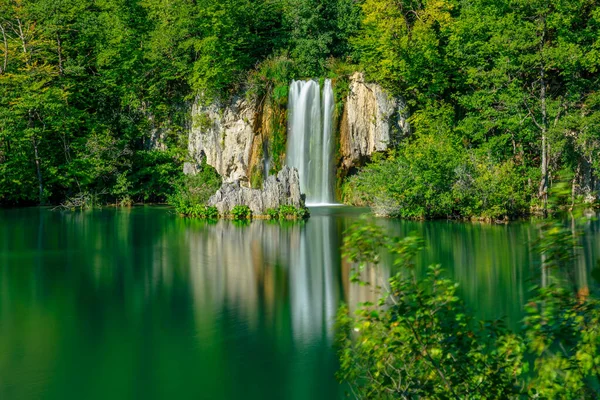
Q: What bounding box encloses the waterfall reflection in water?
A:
[185,216,354,347]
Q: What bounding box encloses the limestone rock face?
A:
[185,73,410,184]
[186,96,257,183]
[340,72,410,170]
[208,166,305,215]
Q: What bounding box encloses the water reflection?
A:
[0,207,598,400]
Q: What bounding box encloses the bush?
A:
[231,205,252,220]
[112,172,133,207]
[117,195,133,207]
[177,204,219,219]
[266,205,310,220]
[343,134,530,220]
[168,161,222,212]
[266,208,279,219]
[343,135,463,219]
[54,191,105,211]
[452,156,529,220]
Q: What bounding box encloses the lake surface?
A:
[0,206,598,399]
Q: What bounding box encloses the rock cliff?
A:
[208,166,304,215]
[186,73,410,185]
[339,72,410,171]
[185,96,257,184]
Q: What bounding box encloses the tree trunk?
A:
[16,17,44,203]
[572,160,581,209]
[28,110,44,204]
[0,23,7,74]
[537,17,549,215]
[16,18,27,56]
[32,136,44,204]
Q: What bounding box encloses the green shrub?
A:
[266,205,310,220]
[112,172,133,206]
[196,205,219,219]
[343,135,462,219]
[336,219,600,398]
[177,204,219,219]
[168,160,222,213]
[266,208,279,219]
[452,157,529,220]
[343,134,530,220]
[54,191,105,211]
[117,195,133,207]
[231,205,252,220]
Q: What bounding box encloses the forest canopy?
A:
[0,0,599,216]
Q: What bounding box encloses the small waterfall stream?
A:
[286,79,335,204]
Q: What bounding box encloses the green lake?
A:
[0,206,598,399]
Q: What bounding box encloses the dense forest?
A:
[1,0,599,219]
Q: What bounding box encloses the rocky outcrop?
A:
[208,166,304,215]
[185,96,258,183]
[339,72,410,171]
[186,73,410,185]
[185,94,283,189]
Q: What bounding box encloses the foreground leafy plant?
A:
[336,217,600,399]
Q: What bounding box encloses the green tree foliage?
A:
[168,160,222,212]
[1,0,598,211]
[0,0,363,207]
[350,0,600,213]
[343,133,529,220]
[337,217,600,398]
[0,0,188,206]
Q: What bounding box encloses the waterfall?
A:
[286,79,335,205]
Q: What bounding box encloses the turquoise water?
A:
[0,206,598,399]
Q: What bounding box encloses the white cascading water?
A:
[286,79,335,204]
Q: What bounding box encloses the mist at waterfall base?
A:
[286,79,337,206]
